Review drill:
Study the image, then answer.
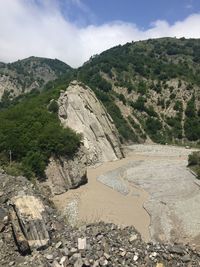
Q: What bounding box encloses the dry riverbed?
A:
[52,144,200,246]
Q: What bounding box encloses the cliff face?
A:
[58,80,123,165]
[45,145,88,196]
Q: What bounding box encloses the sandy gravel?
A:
[53,144,200,245]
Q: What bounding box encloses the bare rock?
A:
[10,195,50,253]
[45,145,88,195]
[58,80,124,165]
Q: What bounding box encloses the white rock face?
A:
[58,81,123,165]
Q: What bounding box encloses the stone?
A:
[0,191,3,197]
[55,241,62,249]
[168,245,184,255]
[99,258,108,266]
[45,145,88,196]
[182,254,191,262]
[71,247,78,253]
[156,264,165,267]
[8,261,15,266]
[0,223,5,233]
[58,80,123,165]
[78,237,87,250]
[120,251,126,257]
[151,252,157,257]
[60,256,68,266]
[10,195,50,253]
[129,234,137,242]
[133,255,139,261]
[46,254,54,261]
[52,260,61,267]
[74,258,83,267]
[103,253,110,260]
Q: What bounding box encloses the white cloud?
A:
[0,0,200,67]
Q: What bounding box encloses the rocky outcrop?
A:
[0,171,54,256]
[45,145,88,195]
[10,195,50,253]
[58,80,124,165]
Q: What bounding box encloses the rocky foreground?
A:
[0,170,200,267]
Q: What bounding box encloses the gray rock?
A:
[45,145,88,196]
[46,254,54,261]
[103,253,110,260]
[58,80,123,165]
[74,258,83,267]
[129,234,138,242]
[168,245,185,255]
[10,195,50,252]
[182,254,191,262]
[55,241,62,249]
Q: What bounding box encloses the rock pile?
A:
[45,222,200,267]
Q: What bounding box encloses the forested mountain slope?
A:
[0,56,71,107]
[78,37,200,144]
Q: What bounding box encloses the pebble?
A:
[46,254,54,261]
[133,255,139,261]
[78,237,87,250]
[129,234,137,242]
[103,253,110,260]
[55,241,63,249]
[74,258,83,267]
[182,254,191,262]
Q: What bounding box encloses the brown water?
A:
[53,155,150,242]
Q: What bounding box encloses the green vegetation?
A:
[78,37,200,144]
[188,151,200,179]
[1,37,200,179]
[184,96,200,141]
[0,77,81,180]
[94,90,137,143]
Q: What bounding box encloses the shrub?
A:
[188,152,200,166]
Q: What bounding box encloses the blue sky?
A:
[62,0,200,27]
[0,0,200,67]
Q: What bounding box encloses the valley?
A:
[53,144,200,247]
[0,38,200,266]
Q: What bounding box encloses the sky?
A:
[0,0,200,67]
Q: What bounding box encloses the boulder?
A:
[45,145,88,195]
[10,195,50,253]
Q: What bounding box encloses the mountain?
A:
[0,56,72,107]
[0,37,200,182]
[78,37,200,145]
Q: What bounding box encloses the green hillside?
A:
[78,37,200,144]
